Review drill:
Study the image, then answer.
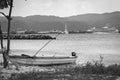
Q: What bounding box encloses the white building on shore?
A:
[88,26,119,34]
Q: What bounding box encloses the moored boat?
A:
[9,52,77,66]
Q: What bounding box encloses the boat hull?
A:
[9,56,77,66]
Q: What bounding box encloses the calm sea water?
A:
[1,34,120,65]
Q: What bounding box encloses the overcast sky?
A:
[1,0,120,17]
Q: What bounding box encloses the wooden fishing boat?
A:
[9,52,77,66]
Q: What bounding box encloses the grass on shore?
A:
[8,71,117,80]
[6,62,120,80]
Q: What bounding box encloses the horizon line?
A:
[0,11,120,18]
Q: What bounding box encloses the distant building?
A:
[16,30,26,34]
[38,30,63,34]
[49,29,64,34]
[88,26,119,34]
[38,31,49,34]
[38,24,70,34]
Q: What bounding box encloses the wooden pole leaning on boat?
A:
[33,34,60,57]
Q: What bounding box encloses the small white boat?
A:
[9,52,77,66]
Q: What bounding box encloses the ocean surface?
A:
[0,33,120,66]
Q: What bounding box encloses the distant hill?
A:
[0,11,120,32]
[67,11,120,29]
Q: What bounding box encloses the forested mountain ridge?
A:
[0,11,120,32]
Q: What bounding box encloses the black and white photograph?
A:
[0,0,120,80]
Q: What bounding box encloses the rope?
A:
[33,34,60,57]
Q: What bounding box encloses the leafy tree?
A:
[0,0,10,9]
[0,0,13,68]
[0,0,27,68]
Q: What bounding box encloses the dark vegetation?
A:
[1,34,56,40]
[5,61,120,80]
[7,71,117,80]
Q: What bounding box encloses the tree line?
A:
[2,34,56,40]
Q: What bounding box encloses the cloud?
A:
[5,0,120,17]
[28,0,86,17]
[12,0,86,17]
